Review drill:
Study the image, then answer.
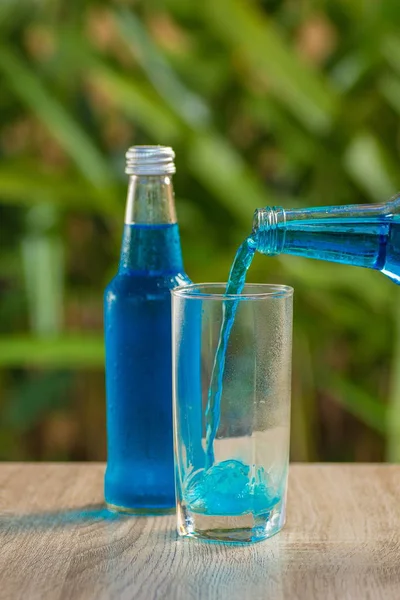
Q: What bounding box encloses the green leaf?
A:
[343,132,399,200]
[4,371,73,432]
[0,45,112,187]
[187,132,273,221]
[21,206,64,336]
[331,51,375,92]
[90,66,182,142]
[292,328,318,461]
[379,74,400,115]
[114,8,210,129]
[0,0,37,31]
[328,375,387,435]
[204,0,338,133]
[0,163,120,215]
[244,95,318,166]
[278,254,392,311]
[382,34,400,73]
[0,336,104,368]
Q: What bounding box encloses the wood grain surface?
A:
[0,464,399,600]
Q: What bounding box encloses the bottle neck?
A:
[119,175,184,274]
[124,175,177,225]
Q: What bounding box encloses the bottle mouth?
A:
[125,146,176,175]
[252,206,286,255]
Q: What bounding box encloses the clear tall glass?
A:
[171,283,293,543]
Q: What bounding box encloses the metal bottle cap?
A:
[125,146,176,175]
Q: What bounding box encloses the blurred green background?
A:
[1,0,400,463]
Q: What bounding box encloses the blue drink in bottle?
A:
[104,146,190,513]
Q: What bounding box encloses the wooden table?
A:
[1,464,399,600]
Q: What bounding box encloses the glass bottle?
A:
[104,146,190,513]
[253,196,400,284]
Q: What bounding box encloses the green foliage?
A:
[0,336,104,368]
[0,0,399,461]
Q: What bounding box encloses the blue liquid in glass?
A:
[104,223,190,511]
[184,460,282,517]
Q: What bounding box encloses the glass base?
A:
[177,500,285,543]
[106,502,175,516]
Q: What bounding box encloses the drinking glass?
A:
[171,283,293,543]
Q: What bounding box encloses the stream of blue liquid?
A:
[204,236,257,468]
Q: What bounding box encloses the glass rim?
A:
[171,282,294,301]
